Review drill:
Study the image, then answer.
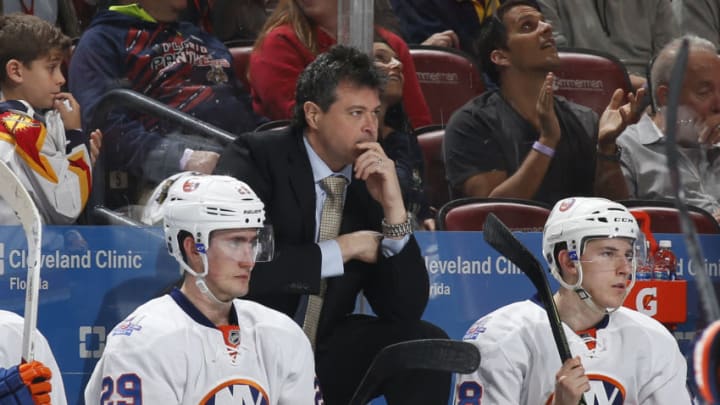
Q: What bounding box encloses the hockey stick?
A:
[348,339,480,405]
[483,213,587,405]
[0,161,43,361]
[663,38,720,404]
[662,38,720,322]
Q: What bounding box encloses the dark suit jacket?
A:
[215,126,430,342]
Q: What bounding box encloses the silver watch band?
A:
[381,212,413,238]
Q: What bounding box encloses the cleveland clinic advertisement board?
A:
[0,226,717,404]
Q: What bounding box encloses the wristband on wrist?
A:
[596,145,622,162]
[179,148,194,170]
[532,141,555,158]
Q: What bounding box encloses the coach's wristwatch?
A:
[381,212,413,238]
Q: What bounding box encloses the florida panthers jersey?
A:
[0,310,67,405]
[85,289,321,404]
[0,100,92,224]
[454,298,691,405]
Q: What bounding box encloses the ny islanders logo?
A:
[200,379,269,405]
[582,374,626,405]
[546,374,626,405]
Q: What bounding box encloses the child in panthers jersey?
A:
[0,13,99,225]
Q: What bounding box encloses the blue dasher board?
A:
[0,226,717,404]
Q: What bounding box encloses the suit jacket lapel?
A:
[286,129,317,241]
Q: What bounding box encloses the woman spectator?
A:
[249,0,432,129]
[373,39,435,230]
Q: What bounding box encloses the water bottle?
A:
[653,240,676,280]
[635,241,653,280]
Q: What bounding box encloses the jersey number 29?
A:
[100,374,142,404]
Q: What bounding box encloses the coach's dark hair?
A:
[475,0,540,86]
[292,45,386,130]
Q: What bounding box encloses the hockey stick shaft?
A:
[663,39,720,322]
[0,161,43,361]
[483,214,571,360]
[483,214,587,405]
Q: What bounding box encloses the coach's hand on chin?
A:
[353,142,407,229]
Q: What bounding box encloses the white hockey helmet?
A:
[162,174,274,279]
[542,197,645,294]
[141,171,204,225]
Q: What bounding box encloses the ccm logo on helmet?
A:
[613,218,633,223]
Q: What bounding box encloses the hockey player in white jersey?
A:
[85,174,322,404]
[454,197,691,404]
[0,310,67,405]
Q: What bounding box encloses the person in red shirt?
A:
[249,0,432,129]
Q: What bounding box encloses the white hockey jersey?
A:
[85,289,321,404]
[0,310,68,405]
[0,100,92,224]
[454,299,691,405]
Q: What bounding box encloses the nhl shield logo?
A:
[219,325,242,362]
[219,325,241,347]
[228,329,241,345]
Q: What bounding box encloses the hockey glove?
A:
[0,361,52,405]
